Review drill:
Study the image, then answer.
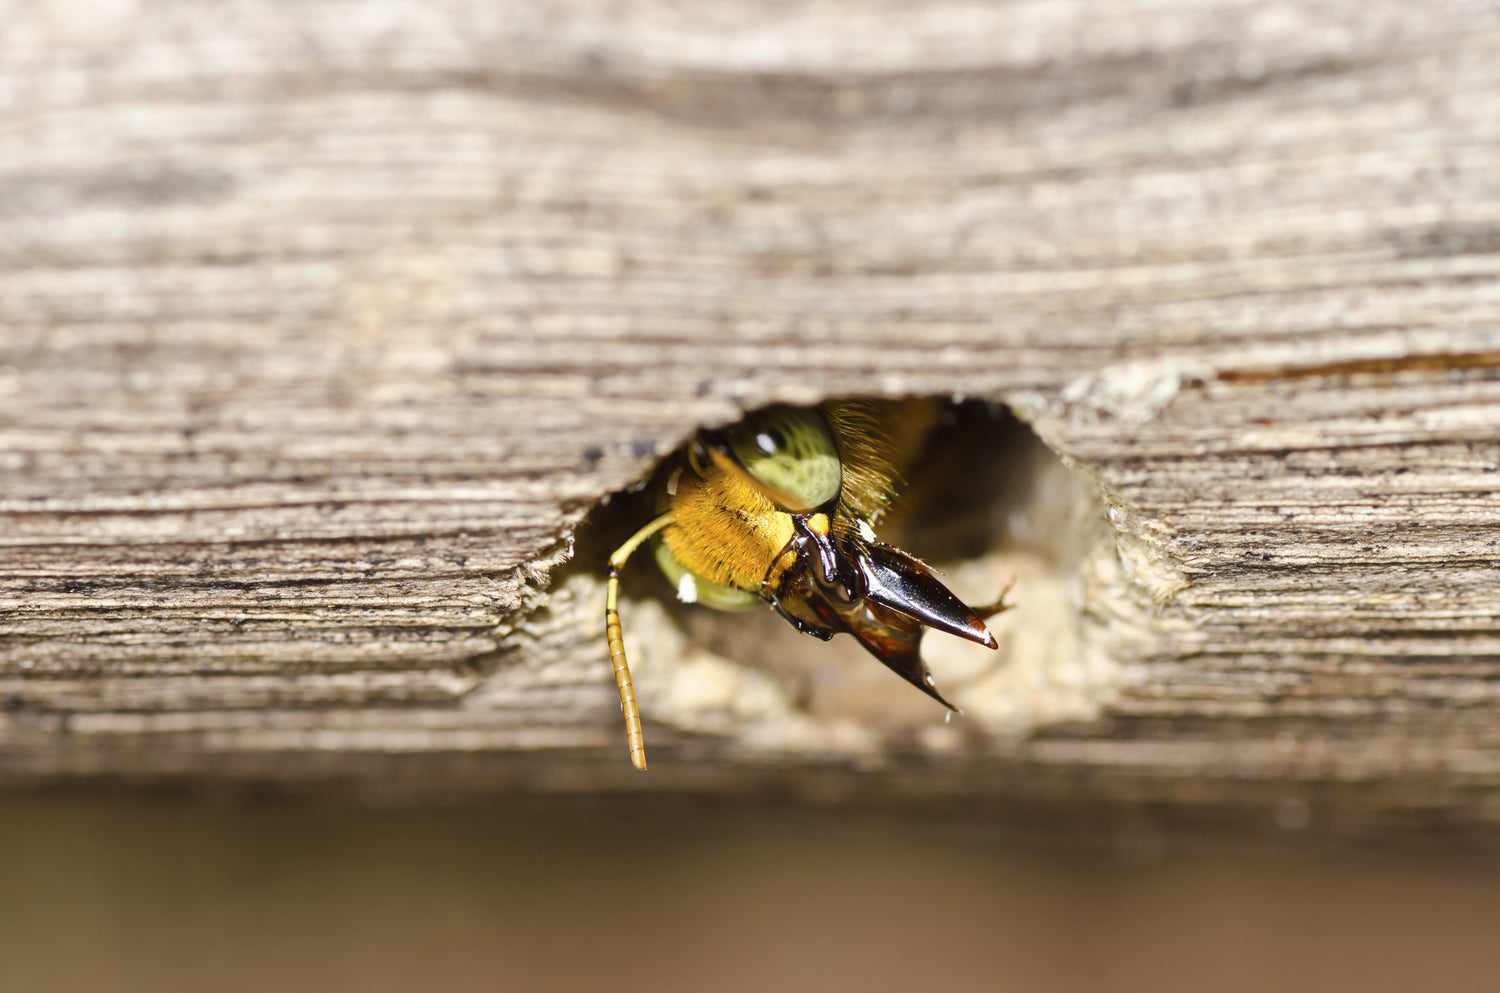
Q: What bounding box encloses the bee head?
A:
[707,405,842,513]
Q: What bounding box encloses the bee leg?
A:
[968,577,1015,620]
[606,513,676,771]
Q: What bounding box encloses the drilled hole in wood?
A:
[537,398,1117,763]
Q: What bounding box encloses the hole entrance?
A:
[543,397,1114,763]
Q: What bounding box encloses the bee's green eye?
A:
[754,428,786,456]
[723,405,841,510]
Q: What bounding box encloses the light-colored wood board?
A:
[4,0,1500,837]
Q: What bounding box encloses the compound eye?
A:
[722,406,841,511]
[755,428,786,456]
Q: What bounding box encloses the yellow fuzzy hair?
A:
[658,463,796,592]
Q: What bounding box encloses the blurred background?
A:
[6,788,1500,993]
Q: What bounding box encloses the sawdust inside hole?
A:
[565,398,1112,759]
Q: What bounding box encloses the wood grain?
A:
[4,0,1500,837]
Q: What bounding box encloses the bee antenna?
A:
[605,512,676,771]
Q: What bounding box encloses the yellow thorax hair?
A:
[820,398,939,538]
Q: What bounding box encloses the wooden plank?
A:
[4,0,1500,835]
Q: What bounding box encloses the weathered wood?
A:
[4,0,1500,836]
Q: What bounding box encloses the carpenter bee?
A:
[605,401,1004,770]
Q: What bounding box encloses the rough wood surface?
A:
[5,0,1500,836]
